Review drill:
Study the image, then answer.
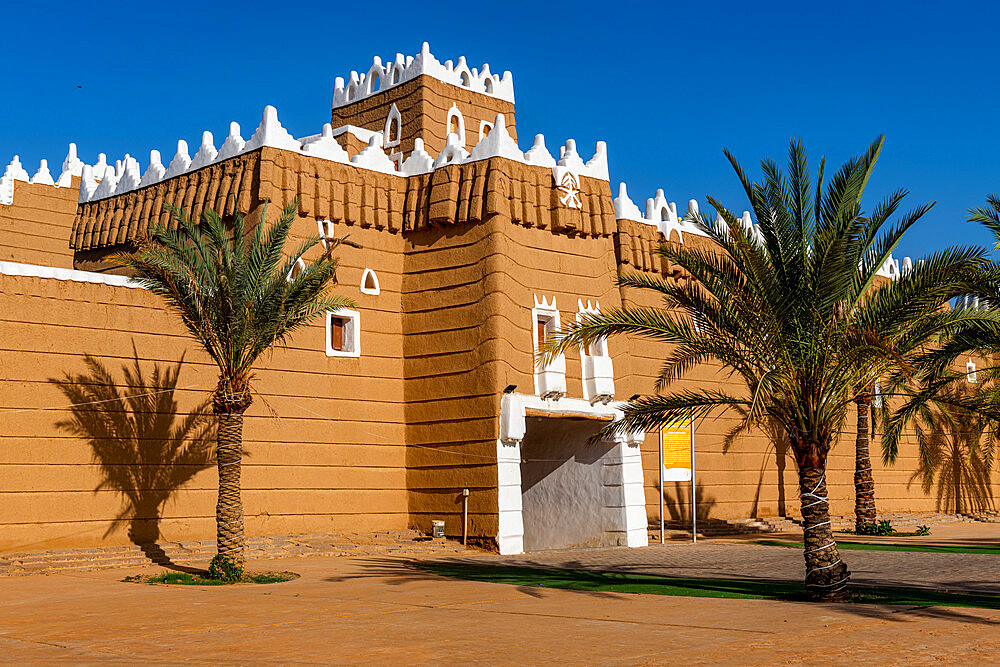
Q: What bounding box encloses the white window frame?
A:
[967,358,978,384]
[479,120,494,142]
[531,295,565,399]
[326,308,361,358]
[360,268,380,296]
[446,104,466,146]
[383,103,402,148]
[576,300,614,404]
[317,218,336,250]
[532,300,560,358]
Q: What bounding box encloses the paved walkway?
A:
[1,552,997,665]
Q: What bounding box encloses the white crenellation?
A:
[433,133,470,169]
[0,174,12,205]
[467,113,520,162]
[75,99,611,204]
[216,122,246,161]
[1,145,102,204]
[6,156,30,182]
[556,139,586,171]
[30,159,55,186]
[244,105,300,152]
[300,123,350,163]
[140,150,165,187]
[523,134,556,167]
[332,42,515,108]
[188,131,219,171]
[399,138,433,175]
[876,253,913,280]
[91,167,119,200]
[92,153,111,181]
[613,183,710,242]
[59,143,85,185]
[163,140,191,180]
[78,165,98,203]
[114,155,141,194]
[350,135,397,174]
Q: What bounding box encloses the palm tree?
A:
[542,137,991,600]
[876,195,1000,510]
[853,388,878,532]
[114,199,353,567]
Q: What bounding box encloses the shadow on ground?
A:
[321,556,1000,623]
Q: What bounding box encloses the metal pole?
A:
[659,425,664,544]
[462,488,469,546]
[690,411,697,543]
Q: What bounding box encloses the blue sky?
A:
[2,1,998,260]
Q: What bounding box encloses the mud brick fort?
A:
[1,43,995,555]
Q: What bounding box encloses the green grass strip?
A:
[135,571,299,585]
[416,562,1000,609]
[755,539,1000,554]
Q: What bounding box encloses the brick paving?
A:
[0,530,467,577]
[453,537,1000,594]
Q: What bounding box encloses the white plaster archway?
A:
[496,393,648,555]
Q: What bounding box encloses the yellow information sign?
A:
[660,412,692,470]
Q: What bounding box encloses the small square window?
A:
[326,308,360,358]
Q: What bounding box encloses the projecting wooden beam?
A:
[524,408,614,422]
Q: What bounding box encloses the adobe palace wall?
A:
[1,43,995,555]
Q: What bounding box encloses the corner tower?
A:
[330,43,517,166]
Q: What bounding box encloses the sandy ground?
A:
[1,549,997,665]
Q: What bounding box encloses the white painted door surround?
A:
[496,393,648,555]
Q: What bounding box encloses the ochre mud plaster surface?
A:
[0,179,79,268]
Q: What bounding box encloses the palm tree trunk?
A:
[798,464,851,601]
[215,411,246,567]
[854,394,877,531]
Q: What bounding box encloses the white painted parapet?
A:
[332,42,515,108]
[71,102,610,206]
[875,253,914,280]
[614,183,712,243]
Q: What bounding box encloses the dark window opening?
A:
[330,317,346,351]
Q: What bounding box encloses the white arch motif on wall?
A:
[286,257,306,282]
[365,61,384,95]
[479,120,494,142]
[360,267,380,295]
[383,103,402,148]
[446,104,466,146]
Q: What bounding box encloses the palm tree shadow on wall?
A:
[51,347,214,568]
[723,413,793,519]
[908,401,995,515]
[661,481,716,524]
